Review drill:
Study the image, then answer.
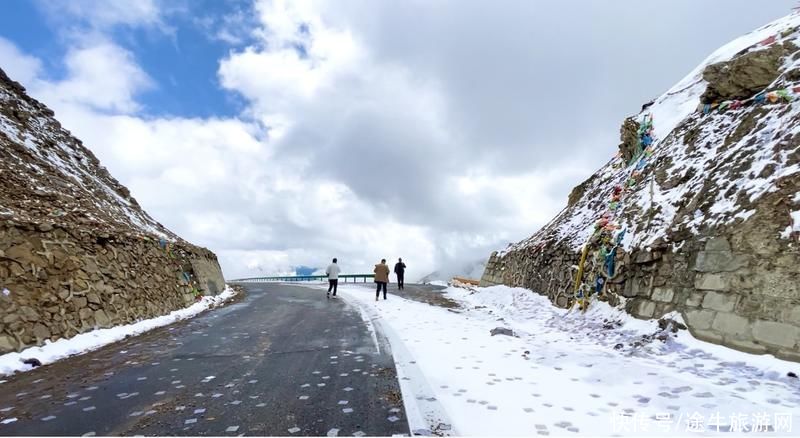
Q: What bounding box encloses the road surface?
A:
[0,284,409,436]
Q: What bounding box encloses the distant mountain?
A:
[418,258,487,283]
[295,266,318,276]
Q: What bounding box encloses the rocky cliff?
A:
[0,68,225,354]
[481,14,800,360]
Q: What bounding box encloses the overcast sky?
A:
[0,0,796,280]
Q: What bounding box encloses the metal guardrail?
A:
[230,274,375,283]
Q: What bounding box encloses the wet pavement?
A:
[340,282,459,309]
[0,284,409,436]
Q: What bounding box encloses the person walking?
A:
[374,259,390,301]
[394,258,407,290]
[326,258,341,298]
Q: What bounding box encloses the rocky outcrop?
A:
[617,117,641,164]
[482,15,800,361]
[701,42,794,103]
[0,68,225,354]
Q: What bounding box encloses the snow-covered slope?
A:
[0,68,225,355]
[0,69,174,240]
[482,13,800,361]
[508,12,800,255]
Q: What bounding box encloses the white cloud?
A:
[31,42,153,114]
[4,0,797,281]
[253,0,317,44]
[39,0,165,30]
[0,37,42,86]
[211,0,572,276]
[218,3,363,116]
[24,91,441,278]
[193,3,260,47]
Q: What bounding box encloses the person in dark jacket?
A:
[394,258,406,290]
[374,259,390,300]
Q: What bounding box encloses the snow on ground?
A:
[0,286,238,377]
[331,284,800,436]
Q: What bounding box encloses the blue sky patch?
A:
[0,0,259,119]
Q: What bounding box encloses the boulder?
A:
[490,327,517,337]
[73,296,88,308]
[694,273,729,291]
[651,287,674,303]
[711,313,750,338]
[694,250,749,273]
[685,309,716,331]
[0,334,18,352]
[635,300,656,318]
[78,307,93,321]
[19,306,40,322]
[701,291,738,312]
[752,320,800,348]
[22,358,42,367]
[32,323,51,341]
[701,43,793,103]
[94,309,111,327]
[618,117,641,163]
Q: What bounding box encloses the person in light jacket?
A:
[394,258,406,290]
[374,259,390,301]
[326,258,341,298]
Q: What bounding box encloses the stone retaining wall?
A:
[481,189,800,361]
[0,67,227,355]
[0,221,225,354]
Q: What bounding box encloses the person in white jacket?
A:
[326,258,341,298]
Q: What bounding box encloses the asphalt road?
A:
[0,284,409,436]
